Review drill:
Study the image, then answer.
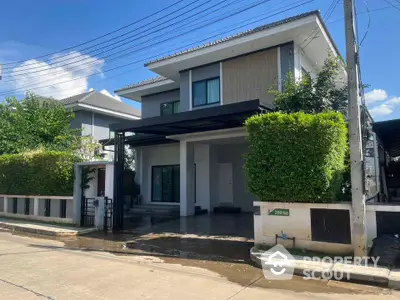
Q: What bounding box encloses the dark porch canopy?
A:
[110,100,271,136]
[373,118,400,157]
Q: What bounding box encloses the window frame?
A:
[160,100,180,116]
[192,77,221,108]
[151,165,180,203]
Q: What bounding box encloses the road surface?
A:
[0,231,398,300]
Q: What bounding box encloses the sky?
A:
[0,0,399,121]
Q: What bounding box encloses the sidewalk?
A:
[0,218,98,236]
[250,246,400,290]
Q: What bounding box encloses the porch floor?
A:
[123,213,254,263]
[123,213,254,240]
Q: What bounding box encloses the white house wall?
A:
[214,143,256,212]
[141,143,180,204]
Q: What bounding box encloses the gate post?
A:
[94,197,105,229]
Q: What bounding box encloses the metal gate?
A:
[103,196,113,231]
[81,196,95,227]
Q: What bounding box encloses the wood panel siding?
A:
[222,48,278,107]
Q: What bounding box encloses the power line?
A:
[6,0,217,74]
[0,0,312,97]
[383,0,400,12]
[0,0,188,67]
[299,0,340,50]
[3,0,271,82]
[358,0,371,46]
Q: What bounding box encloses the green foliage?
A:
[0,150,80,196]
[244,111,348,203]
[271,55,348,115]
[0,92,78,155]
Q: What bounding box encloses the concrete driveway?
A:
[0,230,399,300]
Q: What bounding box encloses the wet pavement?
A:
[0,213,395,296]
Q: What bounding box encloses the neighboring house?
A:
[112,11,345,220]
[60,90,140,141]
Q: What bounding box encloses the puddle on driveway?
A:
[3,229,389,295]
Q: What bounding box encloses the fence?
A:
[253,201,354,254]
[0,195,74,224]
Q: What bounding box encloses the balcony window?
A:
[192,77,220,107]
[160,101,180,116]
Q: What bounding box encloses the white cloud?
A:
[387,97,400,105]
[365,89,388,104]
[10,51,104,99]
[99,89,121,102]
[369,104,393,118]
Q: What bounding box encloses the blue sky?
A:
[0,0,399,121]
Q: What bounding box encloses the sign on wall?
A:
[268,208,290,216]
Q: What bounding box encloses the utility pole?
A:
[344,0,367,256]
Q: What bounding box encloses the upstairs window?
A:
[160,101,180,116]
[192,77,220,107]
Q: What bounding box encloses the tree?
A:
[270,55,348,115]
[0,92,78,154]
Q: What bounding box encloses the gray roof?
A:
[145,10,324,66]
[59,91,140,117]
[117,10,339,93]
[115,76,168,93]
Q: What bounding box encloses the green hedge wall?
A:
[244,112,348,203]
[0,151,80,196]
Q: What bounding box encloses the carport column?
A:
[180,141,195,216]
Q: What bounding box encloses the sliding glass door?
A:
[152,165,180,202]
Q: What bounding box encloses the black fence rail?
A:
[81,196,96,227]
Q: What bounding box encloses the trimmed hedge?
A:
[244,112,348,203]
[0,151,80,196]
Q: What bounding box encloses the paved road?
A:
[0,231,399,300]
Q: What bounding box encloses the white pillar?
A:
[180,141,195,216]
[3,196,7,213]
[105,164,114,199]
[94,197,105,229]
[73,164,82,225]
[33,197,39,216]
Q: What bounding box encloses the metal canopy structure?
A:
[373,118,400,157]
[110,99,271,231]
[110,100,271,136]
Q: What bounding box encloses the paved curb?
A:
[0,221,98,236]
[250,246,395,288]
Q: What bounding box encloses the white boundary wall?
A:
[254,201,354,254]
[0,195,74,224]
[365,204,400,247]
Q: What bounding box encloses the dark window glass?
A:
[192,78,220,107]
[152,167,163,202]
[152,165,180,202]
[160,101,180,116]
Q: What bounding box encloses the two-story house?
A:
[60,90,140,141]
[111,11,344,226]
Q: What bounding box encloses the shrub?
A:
[0,150,80,196]
[244,111,348,203]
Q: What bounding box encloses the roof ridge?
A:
[144,10,321,66]
[78,90,95,103]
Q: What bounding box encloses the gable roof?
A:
[115,76,169,93]
[145,10,337,66]
[60,90,141,118]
